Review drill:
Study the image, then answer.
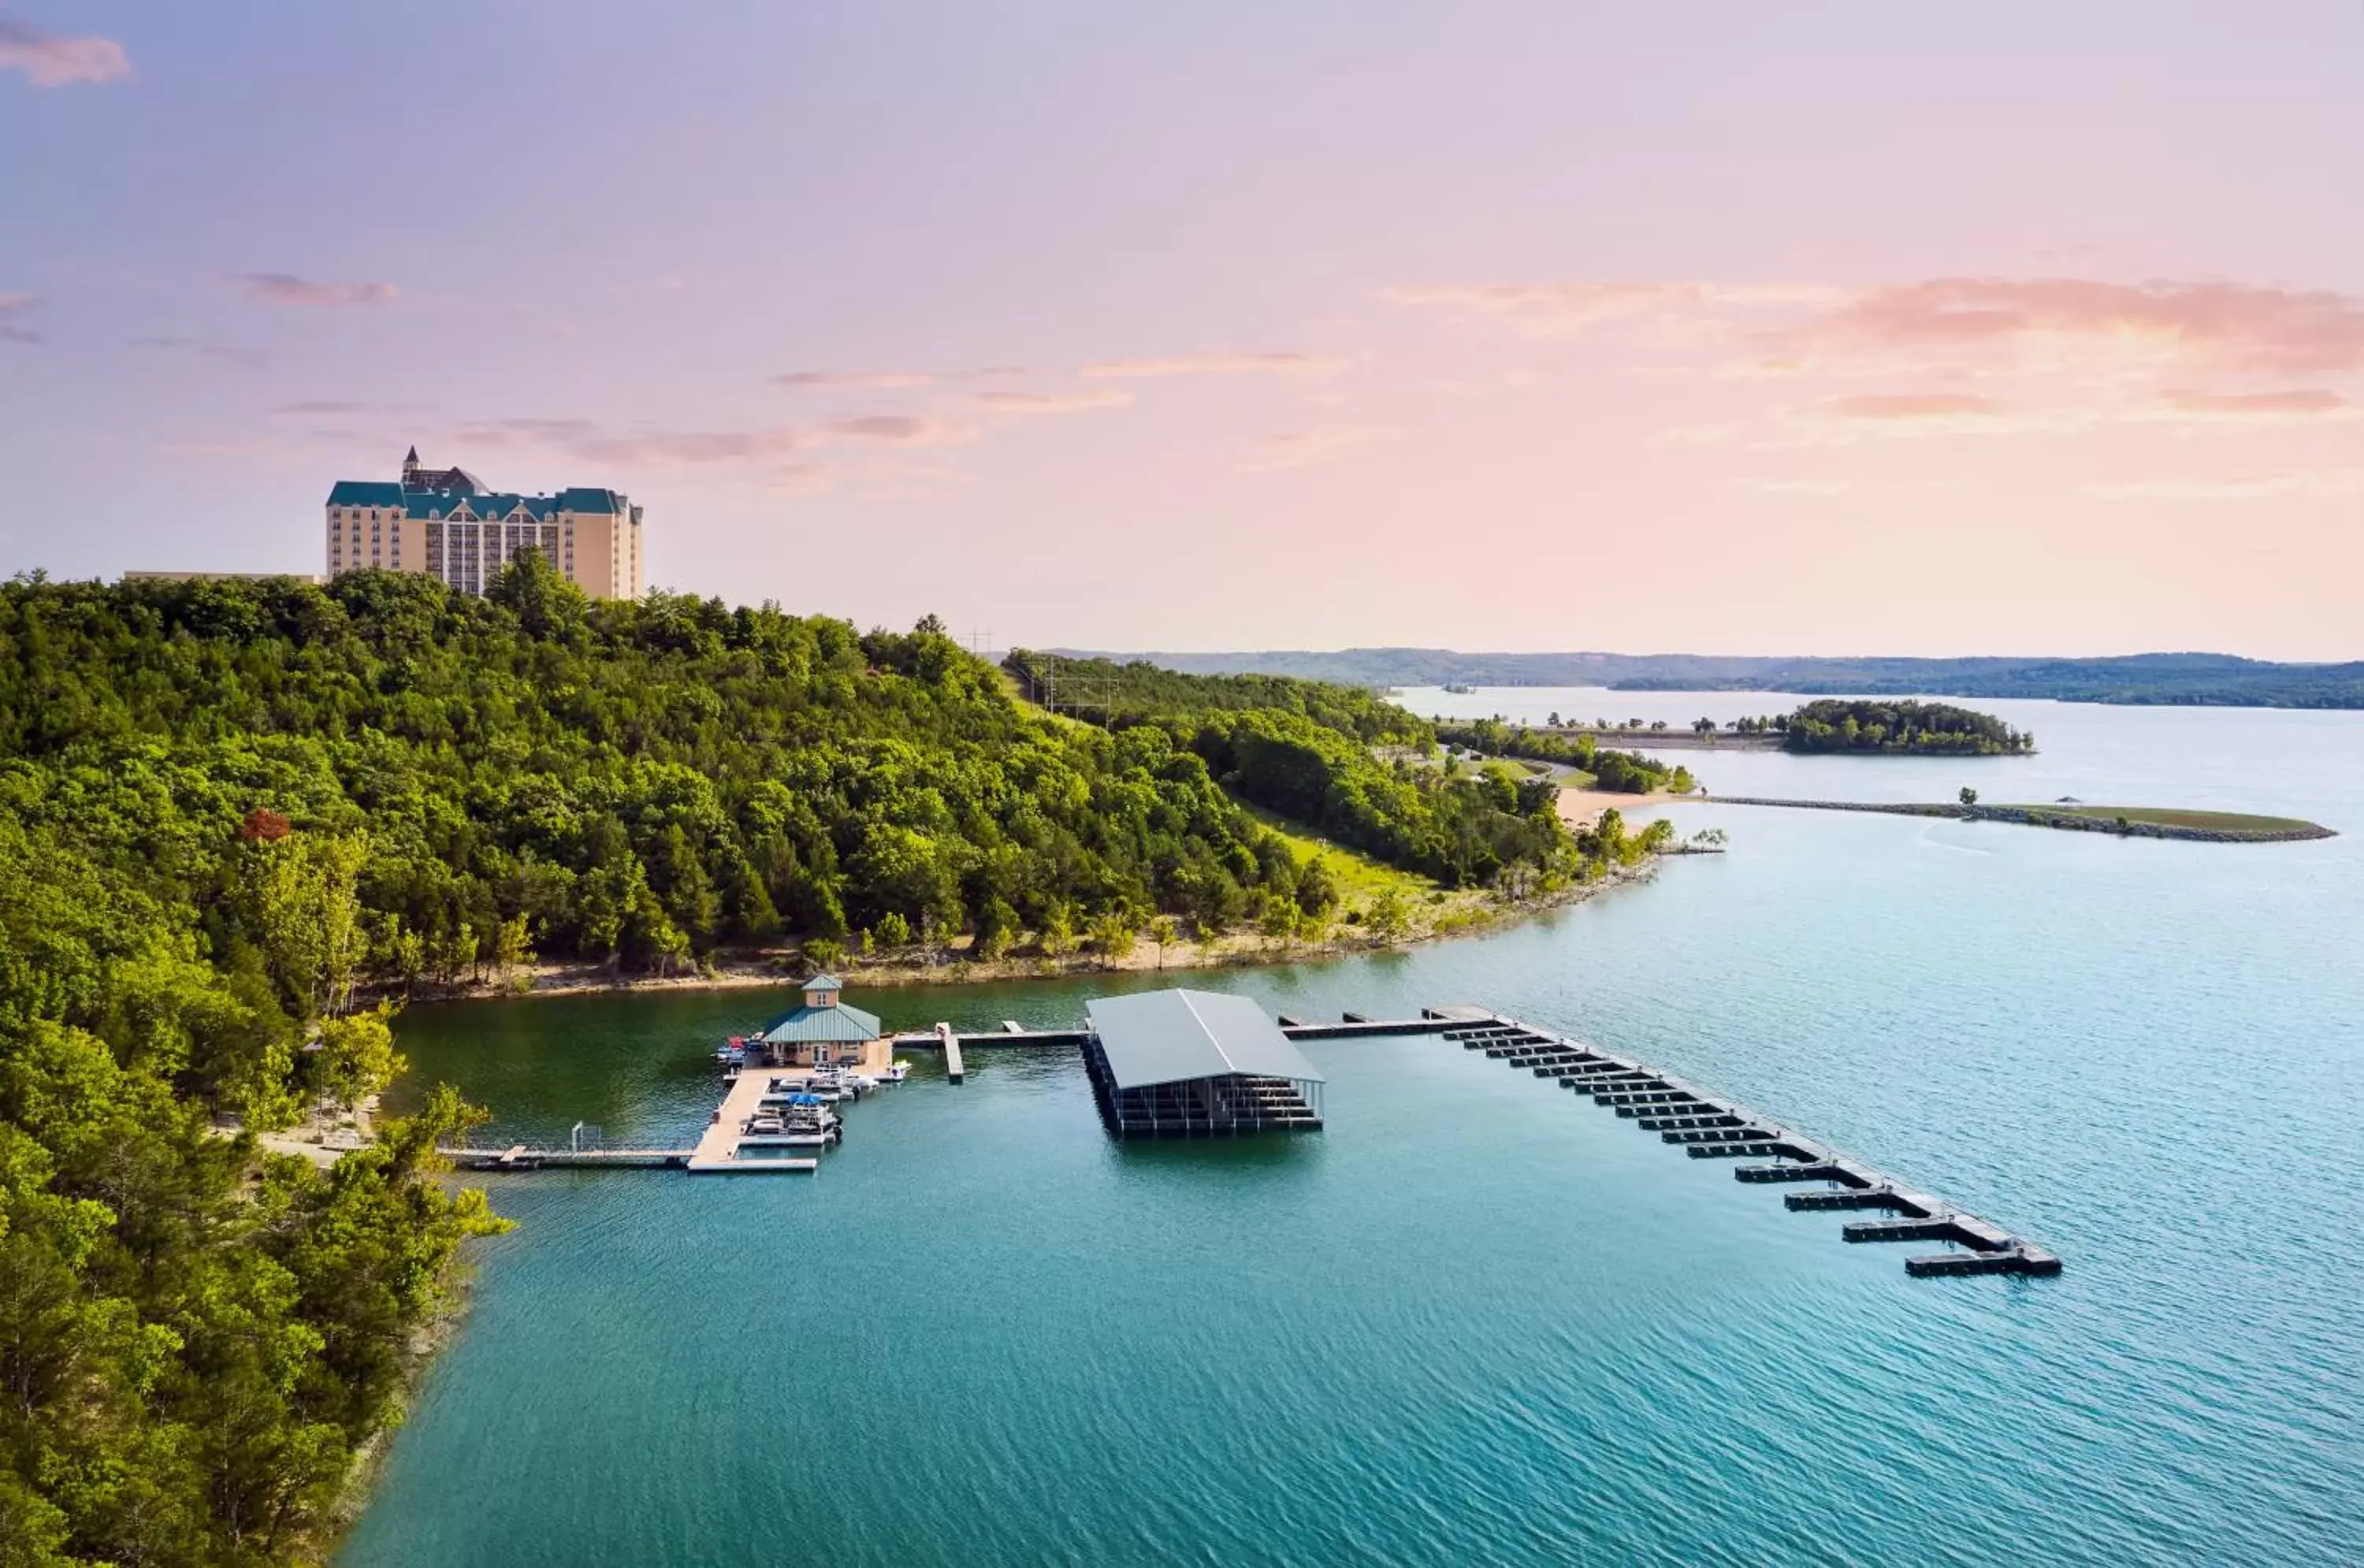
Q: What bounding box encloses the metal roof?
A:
[1085,990,1324,1091]
[760,1001,882,1044]
[326,482,626,520]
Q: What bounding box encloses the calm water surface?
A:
[344,693,2364,1567]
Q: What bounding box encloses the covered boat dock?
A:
[1081,989,1325,1138]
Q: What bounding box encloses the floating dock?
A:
[441,1064,841,1176]
[1427,1008,2060,1278]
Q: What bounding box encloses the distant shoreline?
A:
[1065,648,2364,710]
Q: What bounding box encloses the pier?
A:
[1429,1009,2060,1278]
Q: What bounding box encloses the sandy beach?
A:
[1556,786,1704,829]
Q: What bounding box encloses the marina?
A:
[444,982,2058,1278]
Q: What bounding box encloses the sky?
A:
[3,2,2360,659]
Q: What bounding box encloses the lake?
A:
[342,691,2364,1566]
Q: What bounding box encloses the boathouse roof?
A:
[1085,989,1324,1091]
[760,999,881,1044]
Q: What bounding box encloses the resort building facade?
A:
[324,448,644,598]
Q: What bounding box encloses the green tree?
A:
[311,1005,407,1117]
[492,912,534,979]
[1147,914,1180,968]
[1088,911,1138,962]
[1038,904,1076,958]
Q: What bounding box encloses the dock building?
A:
[323,447,644,597]
[749,975,895,1075]
[1081,989,1325,1138]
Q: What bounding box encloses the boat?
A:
[778,1096,842,1143]
[881,1061,911,1083]
[715,1035,750,1065]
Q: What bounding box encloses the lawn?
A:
[1237,801,1440,903]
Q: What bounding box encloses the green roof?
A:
[328,483,623,521]
[760,1001,882,1045]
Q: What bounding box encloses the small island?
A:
[1448,699,2035,757]
[1777,699,2033,756]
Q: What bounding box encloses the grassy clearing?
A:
[1236,801,1441,903]
[2004,804,2325,833]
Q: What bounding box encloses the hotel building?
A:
[325,448,644,598]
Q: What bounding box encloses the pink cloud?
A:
[0,18,129,86]
[441,409,978,470]
[1242,425,1392,471]
[1381,281,1704,332]
[2149,388,2357,425]
[1758,392,2067,447]
[1816,392,2009,421]
[768,370,934,389]
[1380,281,1836,336]
[0,292,39,344]
[974,388,1132,414]
[240,273,399,307]
[1081,351,1347,379]
[822,414,977,446]
[1788,277,2364,374]
[448,416,797,466]
[130,334,269,369]
[574,428,804,466]
[2086,470,2364,501]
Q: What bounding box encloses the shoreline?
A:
[371,857,1669,1011]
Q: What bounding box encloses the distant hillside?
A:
[1058,649,2364,709]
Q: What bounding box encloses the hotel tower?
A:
[324,448,644,598]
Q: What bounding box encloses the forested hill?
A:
[1001,650,1588,887]
[1072,648,2364,708]
[1002,649,1431,742]
[0,563,1343,1562]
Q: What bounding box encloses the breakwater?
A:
[1711,795,2335,842]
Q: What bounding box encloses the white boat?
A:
[880,1061,911,1083]
[777,1098,842,1143]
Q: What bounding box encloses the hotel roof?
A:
[326,482,626,518]
[1085,989,1324,1091]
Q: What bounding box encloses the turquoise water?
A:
[344,694,2364,1566]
